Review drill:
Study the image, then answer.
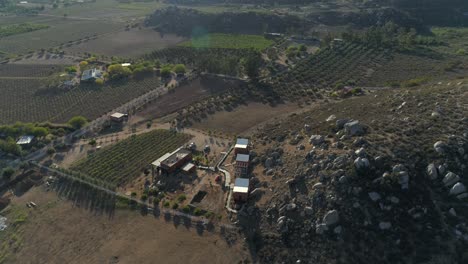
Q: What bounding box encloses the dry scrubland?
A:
[0,187,247,264]
[248,81,468,263]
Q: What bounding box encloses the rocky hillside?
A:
[239,80,468,263]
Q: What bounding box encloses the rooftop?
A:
[81,68,102,81]
[236,154,250,163]
[17,135,34,145]
[152,147,191,169]
[182,163,195,172]
[111,112,126,119]
[233,178,249,193]
[235,138,249,149]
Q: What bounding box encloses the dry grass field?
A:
[0,187,249,264]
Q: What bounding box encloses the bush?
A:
[177,194,186,202]
[108,64,132,80]
[46,147,56,155]
[182,205,190,213]
[141,194,148,201]
[160,65,172,78]
[171,202,179,209]
[2,167,15,180]
[193,207,202,216]
[173,64,186,74]
[204,211,214,218]
[163,201,170,208]
[68,116,87,129]
[79,61,88,68]
[94,78,104,85]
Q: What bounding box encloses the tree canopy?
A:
[68,116,88,129]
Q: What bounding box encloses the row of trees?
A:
[322,22,429,49]
[107,62,186,80]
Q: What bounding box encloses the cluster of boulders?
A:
[428,163,467,200]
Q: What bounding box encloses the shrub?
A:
[2,167,15,180]
[68,116,87,129]
[141,194,148,201]
[79,61,88,68]
[161,65,172,78]
[171,202,179,209]
[88,139,96,146]
[46,147,56,155]
[108,64,132,80]
[182,205,190,213]
[193,207,202,216]
[163,201,170,208]
[173,64,186,74]
[456,49,466,56]
[177,194,186,202]
[94,78,104,85]
[204,211,214,218]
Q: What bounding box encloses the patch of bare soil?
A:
[136,76,243,122]
[192,102,301,135]
[6,187,249,264]
[63,28,186,57]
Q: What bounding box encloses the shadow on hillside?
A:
[51,177,116,218]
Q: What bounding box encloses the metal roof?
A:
[233,186,249,193]
[182,163,195,172]
[16,135,34,145]
[236,154,249,162]
[151,153,172,167]
[235,138,249,148]
[234,178,249,193]
[111,112,125,119]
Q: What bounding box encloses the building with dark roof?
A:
[235,154,250,176]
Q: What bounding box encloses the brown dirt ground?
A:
[63,28,186,57]
[135,77,243,123]
[191,102,301,135]
[4,187,249,264]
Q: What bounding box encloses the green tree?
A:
[68,116,87,129]
[173,64,186,75]
[108,64,132,80]
[160,65,172,78]
[243,52,262,80]
[31,127,48,138]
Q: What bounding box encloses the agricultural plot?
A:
[63,28,185,57]
[0,76,163,125]
[0,18,124,56]
[71,130,192,186]
[0,64,66,77]
[266,42,392,100]
[0,23,49,38]
[179,33,273,50]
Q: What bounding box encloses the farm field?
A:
[136,76,244,122]
[266,42,392,100]
[179,33,273,50]
[43,0,163,20]
[63,28,186,57]
[0,76,164,124]
[71,130,192,186]
[0,23,49,38]
[0,63,66,77]
[0,18,124,57]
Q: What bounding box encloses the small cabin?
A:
[233,178,250,202]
